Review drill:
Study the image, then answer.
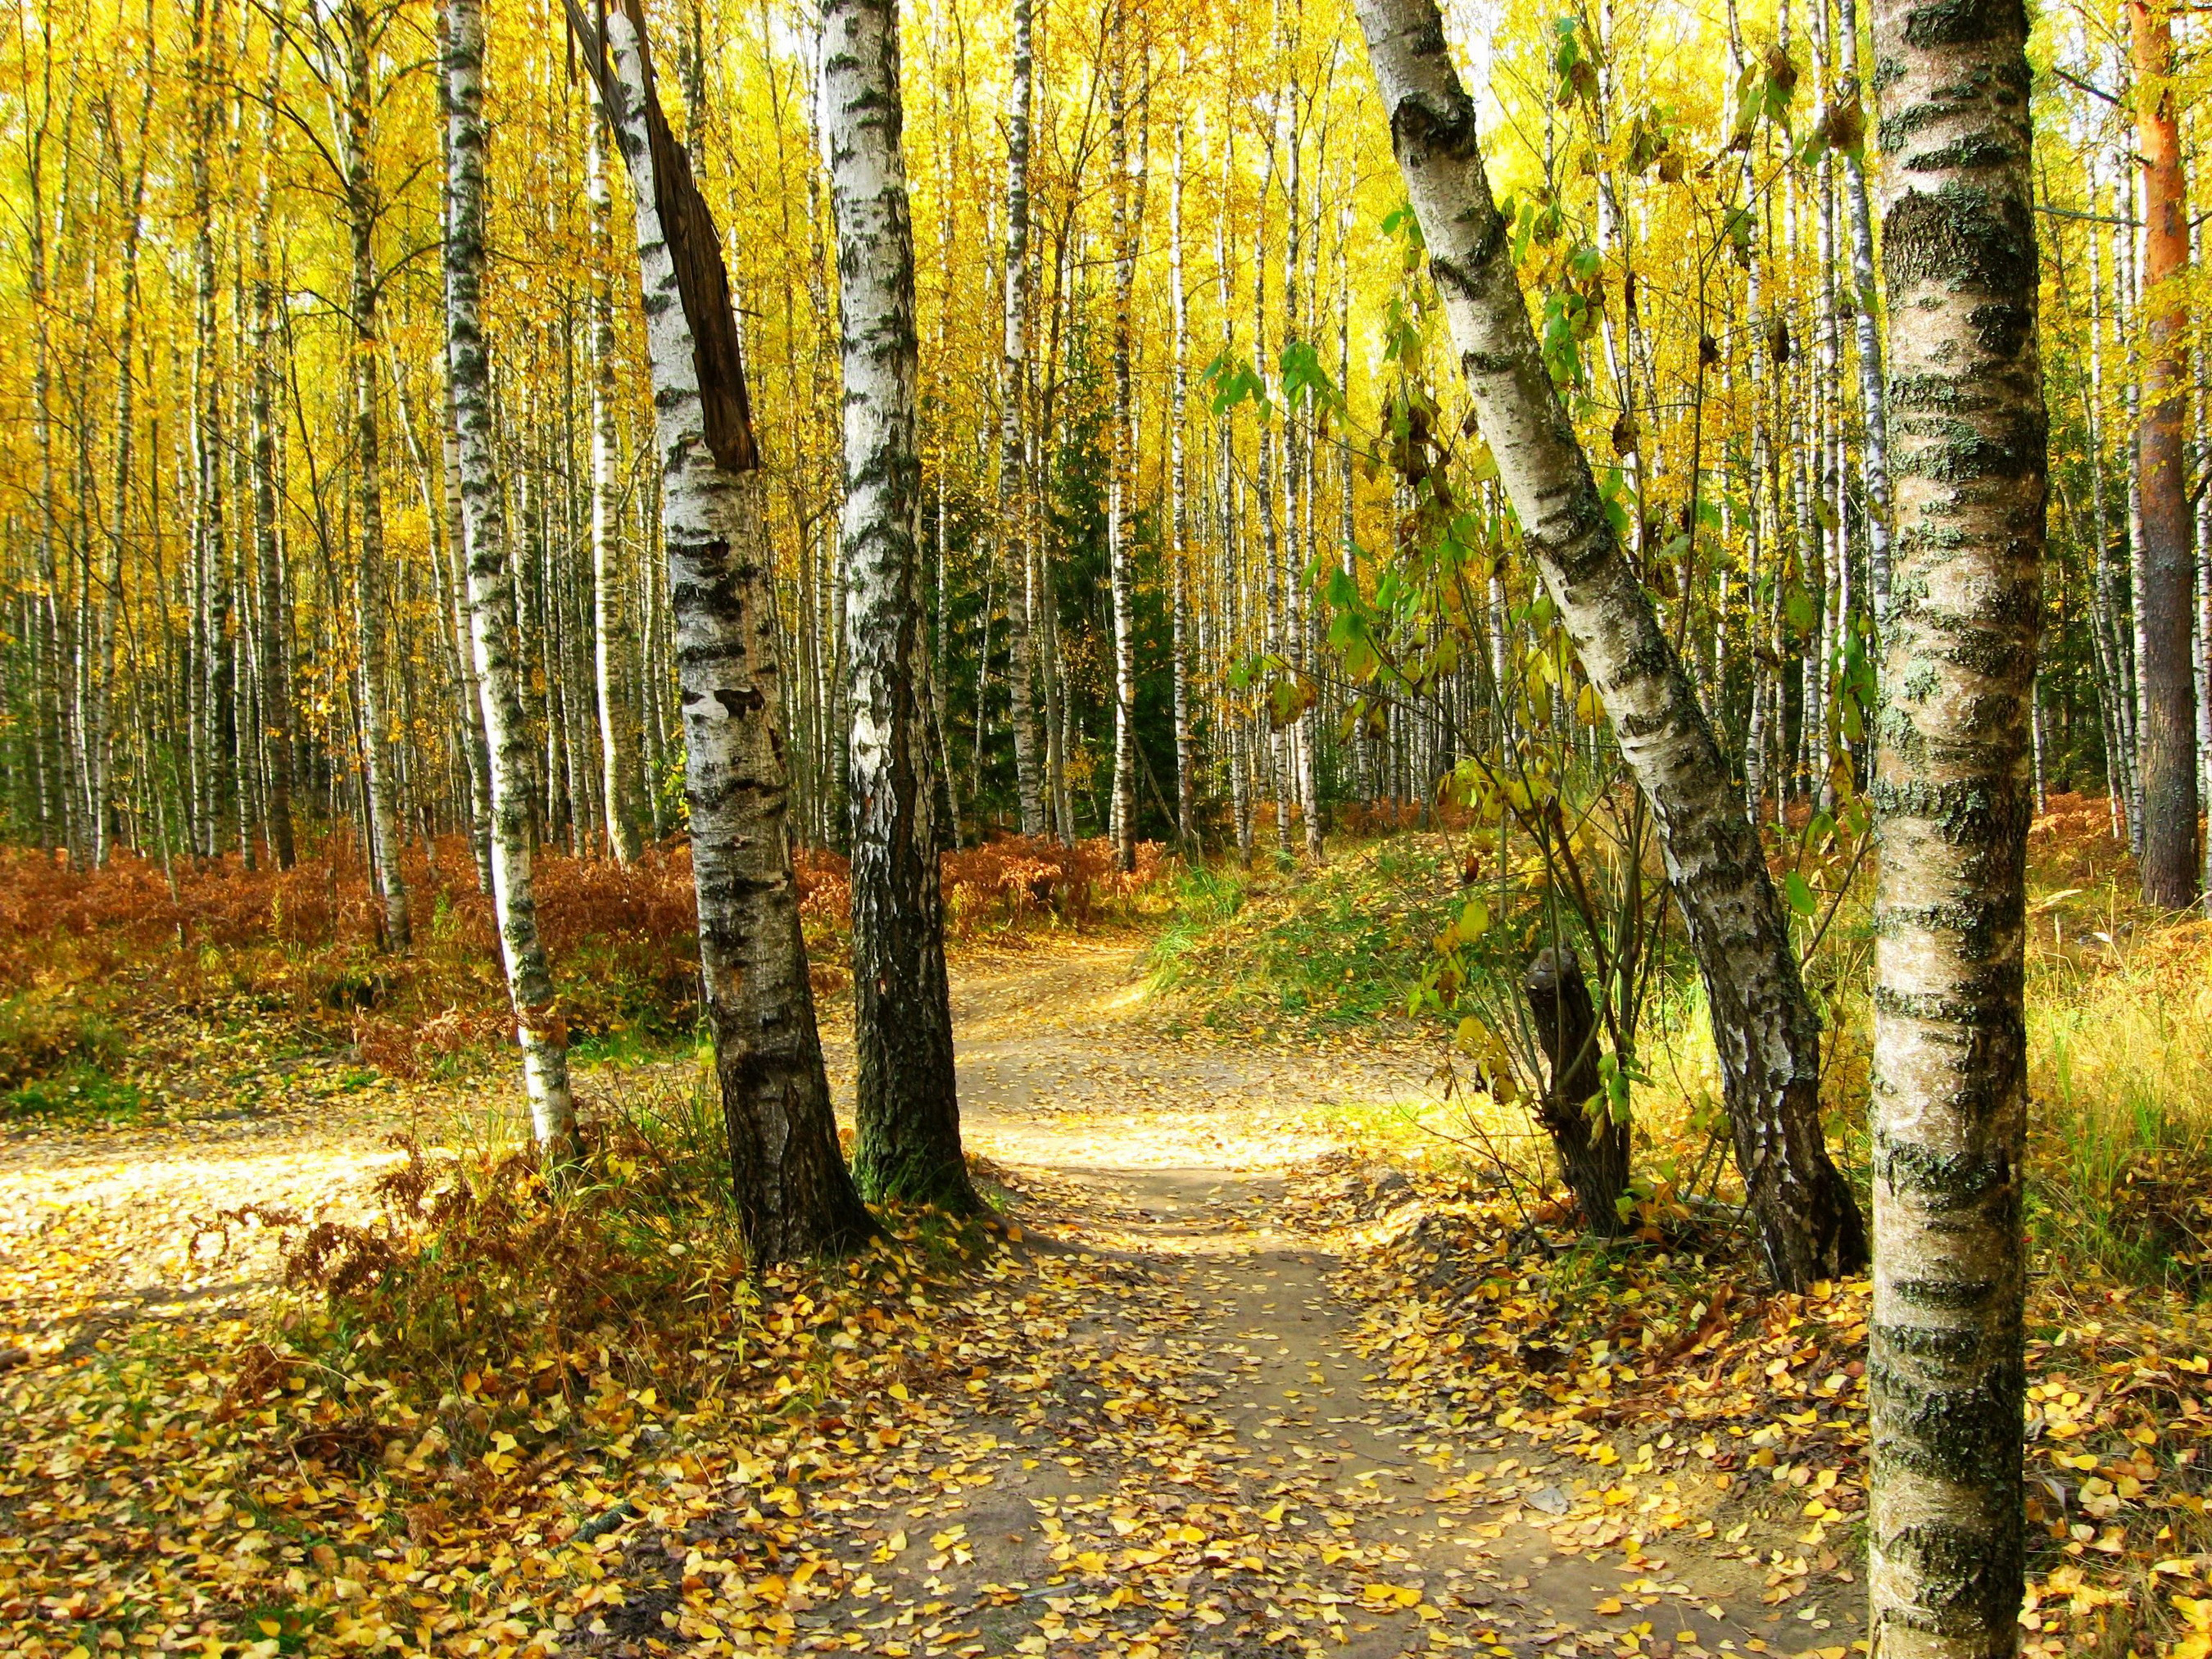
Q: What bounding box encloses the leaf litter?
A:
[3,938,2203,1659]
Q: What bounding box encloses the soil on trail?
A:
[751,939,1860,1659]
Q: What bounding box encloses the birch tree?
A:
[995,0,1044,839]
[572,0,877,1260]
[1351,0,1866,1289]
[823,0,977,1211]
[587,111,643,865]
[1865,0,2043,1643]
[447,0,576,1149]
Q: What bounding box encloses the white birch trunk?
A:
[578,0,875,1258]
[340,0,410,951]
[446,0,575,1149]
[995,0,1044,838]
[1865,0,2043,1641]
[822,0,975,1209]
[587,114,642,864]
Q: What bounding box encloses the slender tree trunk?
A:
[822,0,976,1212]
[341,0,409,950]
[1353,0,1866,1288]
[1106,9,1139,873]
[995,0,1043,839]
[587,113,643,863]
[576,0,874,1259]
[1865,0,2043,1646]
[2128,0,2198,908]
[447,0,576,1149]
[92,47,156,868]
[1836,0,1893,626]
[249,29,296,872]
[440,400,495,889]
[1169,116,1195,850]
[1525,946,1629,1237]
[190,0,234,864]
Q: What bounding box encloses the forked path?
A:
[786,941,1832,1659]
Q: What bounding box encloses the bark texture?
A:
[446,0,576,1150]
[1866,0,2043,1646]
[1106,18,1140,874]
[574,0,877,1262]
[1353,0,1865,1289]
[995,0,1044,840]
[1524,947,1629,1237]
[823,0,977,1213]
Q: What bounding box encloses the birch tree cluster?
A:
[0,0,2201,914]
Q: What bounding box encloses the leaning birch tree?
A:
[1865,0,2043,1643]
[1351,0,1865,1289]
[823,0,977,1212]
[446,0,576,1149]
[571,0,877,1260]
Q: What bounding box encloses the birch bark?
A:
[1106,16,1140,873]
[587,112,643,863]
[249,29,296,871]
[1169,116,1195,849]
[823,0,976,1211]
[1865,0,2043,1643]
[995,0,1044,838]
[1836,0,1893,625]
[1353,0,1865,1287]
[446,0,576,1149]
[93,39,156,869]
[574,0,876,1259]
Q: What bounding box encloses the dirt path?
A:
[753,939,1847,1659]
[0,936,1858,1659]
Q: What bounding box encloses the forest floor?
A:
[2,931,1869,1659]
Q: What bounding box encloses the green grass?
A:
[1144,839,1469,1039]
[0,1059,146,1122]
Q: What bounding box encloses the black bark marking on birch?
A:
[1900,0,2025,47]
[1878,1519,2022,1632]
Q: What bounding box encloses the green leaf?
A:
[1784,872,1819,918]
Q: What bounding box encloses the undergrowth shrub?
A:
[268,1081,754,1405]
[0,833,1167,1090]
[245,1075,1003,1424]
[0,987,123,1093]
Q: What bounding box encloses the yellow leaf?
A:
[1596,1598,1625,1616]
[1261,1501,1287,1524]
[889,1383,909,1402]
